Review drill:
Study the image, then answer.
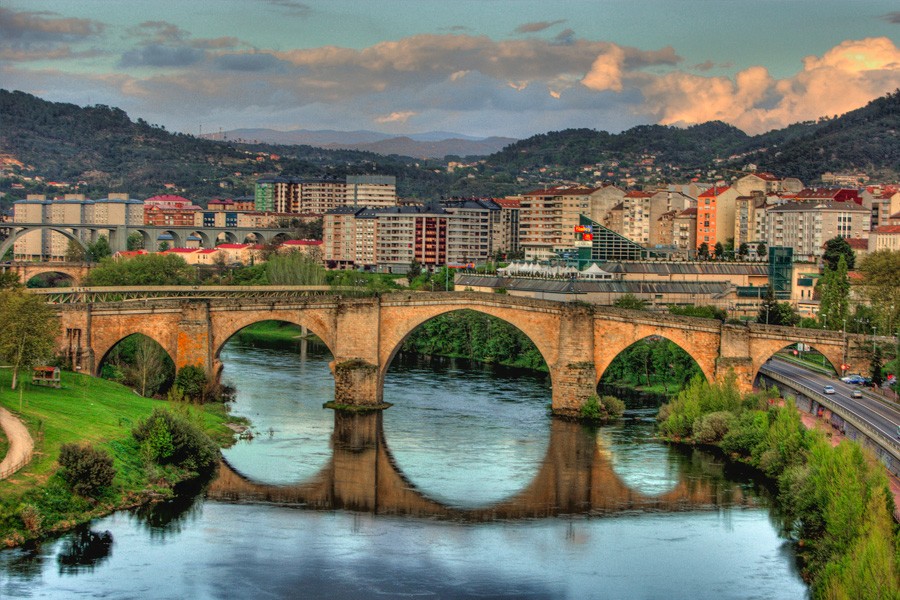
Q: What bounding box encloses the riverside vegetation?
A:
[658,374,900,599]
[0,368,237,547]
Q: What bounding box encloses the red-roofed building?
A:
[795,188,861,204]
[144,194,202,226]
[278,239,324,257]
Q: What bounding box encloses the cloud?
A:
[375,111,416,124]
[0,7,104,43]
[515,20,566,34]
[213,52,287,72]
[637,37,900,134]
[120,44,206,68]
[265,0,311,16]
[883,12,900,24]
[581,46,626,91]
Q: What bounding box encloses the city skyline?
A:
[1,1,899,139]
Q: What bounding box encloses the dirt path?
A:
[0,406,34,479]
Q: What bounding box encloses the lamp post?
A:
[873,326,877,354]
[822,313,827,330]
[842,318,847,376]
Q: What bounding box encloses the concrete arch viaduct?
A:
[208,411,749,518]
[51,289,872,418]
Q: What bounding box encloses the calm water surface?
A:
[0,331,807,599]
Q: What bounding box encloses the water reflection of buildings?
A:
[208,411,755,519]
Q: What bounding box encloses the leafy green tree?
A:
[175,365,208,402]
[713,242,725,259]
[871,345,884,387]
[86,236,112,262]
[737,242,749,259]
[758,285,780,325]
[0,271,21,289]
[0,288,59,389]
[613,293,648,310]
[126,232,144,251]
[265,251,326,285]
[697,242,710,260]
[668,304,727,321]
[65,239,86,262]
[756,242,767,259]
[158,241,170,252]
[84,254,196,286]
[822,236,856,271]
[818,255,850,329]
[857,250,900,334]
[406,260,422,284]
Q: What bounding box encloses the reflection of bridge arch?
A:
[208,411,749,518]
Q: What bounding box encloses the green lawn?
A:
[237,320,308,343]
[0,368,238,543]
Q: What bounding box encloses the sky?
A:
[2,0,900,139]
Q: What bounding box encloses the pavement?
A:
[0,406,34,480]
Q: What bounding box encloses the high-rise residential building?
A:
[492,197,521,257]
[255,175,397,214]
[695,185,739,250]
[673,208,698,256]
[860,186,900,231]
[765,201,869,262]
[519,186,599,260]
[733,191,767,249]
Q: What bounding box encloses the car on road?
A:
[851,389,863,399]
[823,385,836,394]
[841,374,865,384]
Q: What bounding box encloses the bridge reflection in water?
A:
[208,411,755,519]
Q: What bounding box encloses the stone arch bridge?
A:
[2,262,92,286]
[51,289,870,417]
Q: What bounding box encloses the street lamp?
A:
[822,313,827,330]
[873,326,877,354]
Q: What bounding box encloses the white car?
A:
[823,385,835,395]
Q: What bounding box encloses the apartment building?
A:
[765,201,869,262]
[695,186,739,249]
[492,197,520,257]
[733,192,767,249]
[255,175,397,214]
[519,186,598,260]
[860,186,900,231]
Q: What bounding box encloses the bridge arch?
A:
[24,269,78,288]
[596,333,706,396]
[747,327,846,382]
[210,312,338,362]
[377,304,557,383]
[95,331,176,382]
[593,313,719,387]
[0,225,88,259]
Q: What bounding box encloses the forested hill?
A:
[2,88,898,205]
[0,90,447,202]
[482,90,900,182]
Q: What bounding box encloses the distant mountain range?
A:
[201,128,516,158]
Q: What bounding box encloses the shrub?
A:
[720,411,769,457]
[58,443,116,498]
[599,395,626,418]
[132,408,218,473]
[580,394,625,422]
[175,365,207,402]
[692,411,735,444]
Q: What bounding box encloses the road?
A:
[761,358,900,446]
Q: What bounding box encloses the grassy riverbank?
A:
[0,369,239,546]
[658,375,899,598]
[237,320,315,343]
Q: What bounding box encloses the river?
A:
[0,331,807,599]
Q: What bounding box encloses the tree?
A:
[84,254,196,286]
[0,288,59,389]
[758,285,780,325]
[85,236,112,262]
[738,243,749,259]
[817,255,850,329]
[858,250,900,334]
[65,239,86,262]
[124,335,171,397]
[756,242,767,259]
[0,271,21,289]
[871,345,884,387]
[713,242,725,260]
[265,251,326,285]
[158,241,170,252]
[126,232,144,251]
[822,236,856,271]
[175,365,208,402]
[407,259,422,284]
[613,293,649,310]
[697,242,710,260]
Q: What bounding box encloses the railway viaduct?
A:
[50,289,872,418]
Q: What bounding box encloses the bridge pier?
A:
[330,359,385,408]
[175,302,212,373]
[551,304,597,419]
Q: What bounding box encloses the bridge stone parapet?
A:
[47,288,872,415]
